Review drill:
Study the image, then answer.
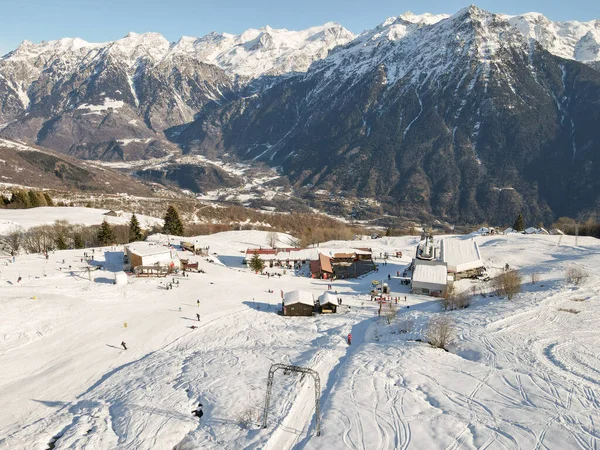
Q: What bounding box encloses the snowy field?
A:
[0,207,162,234]
[0,227,599,450]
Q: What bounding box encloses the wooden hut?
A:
[283,290,315,316]
[318,292,338,314]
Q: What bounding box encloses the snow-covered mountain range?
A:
[0,23,353,160]
[176,6,600,224]
[0,6,600,224]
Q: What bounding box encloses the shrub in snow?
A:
[530,272,540,284]
[566,266,588,285]
[491,269,522,300]
[441,285,472,310]
[426,316,454,350]
[236,406,259,429]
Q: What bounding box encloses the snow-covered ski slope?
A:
[0,227,599,449]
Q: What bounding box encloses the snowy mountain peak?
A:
[396,11,451,25]
[4,36,101,61]
[504,12,600,62]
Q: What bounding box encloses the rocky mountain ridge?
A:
[176,6,600,224]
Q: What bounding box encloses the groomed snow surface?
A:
[0,226,600,449]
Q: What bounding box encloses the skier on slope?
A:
[197,299,200,307]
[121,341,127,350]
[196,313,200,322]
[347,333,352,345]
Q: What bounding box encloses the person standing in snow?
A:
[196,313,200,322]
[121,341,127,350]
[347,333,352,345]
[197,299,200,307]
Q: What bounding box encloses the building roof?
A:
[283,290,314,306]
[441,238,484,273]
[333,252,354,259]
[126,242,172,258]
[246,248,277,255]
[319,253,333,273]
[318,292,337,304]
[412,264,447,287]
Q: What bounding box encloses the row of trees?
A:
[1,214,146,254]
[1,190,54,209]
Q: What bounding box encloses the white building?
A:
[440,238,485,279]
[411,263,448,296]
[125,242,176,269]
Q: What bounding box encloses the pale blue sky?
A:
[1,0,599,56]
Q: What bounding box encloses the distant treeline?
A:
[1,190,55,208]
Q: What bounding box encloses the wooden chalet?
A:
[310,253,334,279]
[282,290,315,316]
[318,292,338,314]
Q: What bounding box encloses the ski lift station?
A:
[411,263,448,297]
[410,237,486,295]
[440,238,485,279]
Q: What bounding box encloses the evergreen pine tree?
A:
[28,190,41,207]
[10,190,31,208]
[55,234,68,250]
[73,233,85,249]
[249,251,265,273]
[513,213,525,232]
[129,213,143,243]
[163,205,184,236]
[97,220,115,246]
[43,192,54,206]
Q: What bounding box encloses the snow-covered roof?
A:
[441,238,484,273]
[504,227,516,234]
[412,264,447,287]
[283,290,314,306]
[318,292,337,304]
[524,227,538,234]
[126,242,172,257]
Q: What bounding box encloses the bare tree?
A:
[426,316,454,350]
[491,269,522,300]
[385,302,397,325]
[3,227,24,254]
[266,231,278,248]
[530,272,540,285]
[22,225,54,253]
[236,406,260,429]
[566,266,588,285]
[441,284,472,310]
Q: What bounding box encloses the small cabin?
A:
[283,290,315,316]
[125,243,175,270]
[318,292,338,314]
